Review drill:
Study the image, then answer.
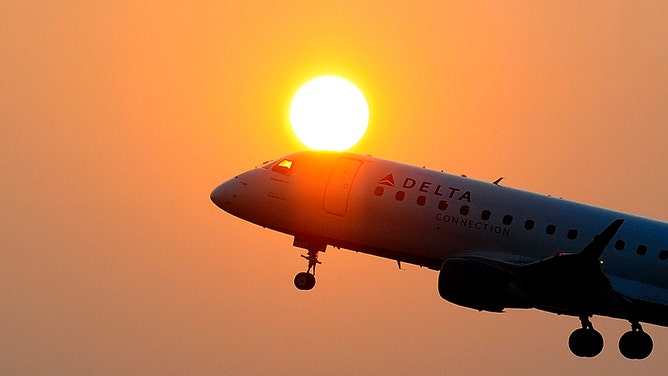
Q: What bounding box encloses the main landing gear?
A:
[294,248,321,290]
[568,316,604,358]
[618,321,653,360]
[568,316,653,359]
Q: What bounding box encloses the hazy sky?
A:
[4,1,668,374]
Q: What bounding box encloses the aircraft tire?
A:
[619,331,653,360]
[294,272,316,290]
[568,328,603,358]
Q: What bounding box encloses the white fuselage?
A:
[212,151,668,326]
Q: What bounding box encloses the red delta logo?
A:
[378,174,395,187]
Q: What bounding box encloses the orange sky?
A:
[3,1,668,374]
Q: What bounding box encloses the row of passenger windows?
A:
[374,186,668,260]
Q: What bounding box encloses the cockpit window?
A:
[271,159,293,175]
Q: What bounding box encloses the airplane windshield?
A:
[271,158,293,176]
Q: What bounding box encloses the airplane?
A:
[210,150,668,360]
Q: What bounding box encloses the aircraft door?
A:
[323,158,362,215]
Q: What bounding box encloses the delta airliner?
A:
[210,151,668,359]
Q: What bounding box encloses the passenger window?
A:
[567,229,578,240]
[615,240,625,251]
[524,220,535,230]
[395,191,405,201]
[417,196,427,206]
[546,225,556,235]
[659,250,668,260]
[374,186,384,196]
[460,205,470,216]
[438,201,449,211]
[503,215,513,225]
[481,210,491,220]
[637,245,647,256]
[272,159,293,175]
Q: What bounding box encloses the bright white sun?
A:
[290,76,369,151]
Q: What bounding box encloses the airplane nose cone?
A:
[210,181,232,210]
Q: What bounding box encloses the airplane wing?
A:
[516,219,633,318]
[439,220,634,319]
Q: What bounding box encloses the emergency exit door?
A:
[323,158,362,215]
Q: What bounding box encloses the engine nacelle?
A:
[438,258,531,312]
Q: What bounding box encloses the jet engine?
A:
[438,257,531,312]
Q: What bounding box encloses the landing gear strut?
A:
[619,321,653,360]
[292,236,327,291]
[294,248,321,290]
[568,315,604,358]
[568,316,654,359]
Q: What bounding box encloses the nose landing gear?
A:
[294,249,321,290]
[292,236,327,291]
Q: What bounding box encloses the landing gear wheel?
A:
[619,324,653,359]
[569,328,604,358]
[294,272,316,290]
[294,246,322,290]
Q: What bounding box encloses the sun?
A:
[290,76,369,151]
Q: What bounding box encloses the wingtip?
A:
[608,219,625,233]
[580,219,625,261]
